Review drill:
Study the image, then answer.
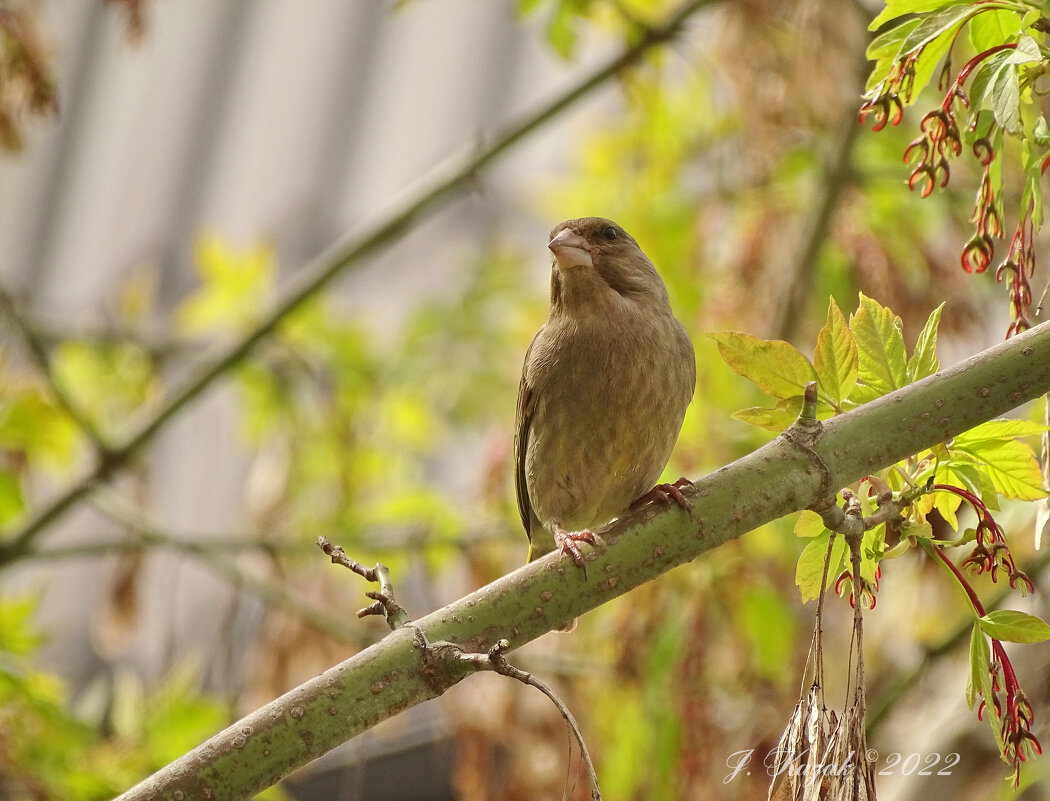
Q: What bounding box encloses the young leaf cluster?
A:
[716,292,1049,781]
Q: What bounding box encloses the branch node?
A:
[317,537,410,629]
[800,380,820,421]
[784,391,833,502]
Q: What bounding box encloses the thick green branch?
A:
[115,322,1050,801]
[0,0,715,564]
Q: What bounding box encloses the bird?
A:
[514,217,696,571]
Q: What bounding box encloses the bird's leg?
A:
[553,524,596,567]
[630,476,694,512]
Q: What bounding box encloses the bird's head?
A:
[547,217,669,311]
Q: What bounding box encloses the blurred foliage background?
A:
[0,1,1048,800]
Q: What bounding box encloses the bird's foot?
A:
[553,525,596,567]
[631,476,694,511]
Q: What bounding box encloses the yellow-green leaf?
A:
[935,477,964,530]
[813,297,858,406]
[732,396,804,432]
[967,621,986,706]
[870,1,968,33]
[0,471,25,528]
[907,302,944,381]
[710,331,816,400]
[954,438,1047,501]
[849,294,908,401]
[177,233,274,335]
[796,532,847,602]
[968,7,1022,55]
[956,418,1048,443]
[0,393,81,473]
[978,610,1050,643]
[794,509,826,538]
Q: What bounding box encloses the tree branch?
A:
[114,321,1050,801]
[0,0,716,565]
[88,492,369,646]
[0,285,111,449]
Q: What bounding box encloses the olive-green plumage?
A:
[514,217,695,563]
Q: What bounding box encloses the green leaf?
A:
[1022,139,1045,227]
[900,14,963,101]
[983,38,1040,136]
[870,0,961,31]
[796,532,847,602]
[978,610,1050,643]
[813,297,858,406]
[866,19,922,92]
[866,3,982,100]
[954,438,1047,501]
[0,471,24,528]
[977,466,1000,511]
[849,294,908,401]
[969,622,1006,752]
[1005,34,1042,65]
[967,61,1007,121]
[956,418,1048,442]
[794,509,827,538]
[1033,115,1050,146]
[896,4,978,54]
[994,65,1024,134]
[0,595,44,654]
[967,621,987,705]
[902,520,933,541]
[132,663,229,765]
[907,302,944,381]
[0,393,81,473]
[968,8,1022,54]
[709,332,816,399]
[542,0,593,59]
[732,396,804,432]
[176,233,274,336]
[867,17,921,59]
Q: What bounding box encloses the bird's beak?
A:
[548,229,593,270]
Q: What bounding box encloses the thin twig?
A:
[29,537,315,560]
[89,492,366,645]
[419,633,603,801]
[317,536,410,629]
[0,0,716,565]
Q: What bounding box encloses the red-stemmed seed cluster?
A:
[998,200,1037,336]
[860,39,1042,337]
[929,484,1040,784]
[936,483,1034,594]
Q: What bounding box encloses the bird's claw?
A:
[631,476,694,511]
[554,526,596,567]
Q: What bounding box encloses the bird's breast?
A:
[524,309,693,533]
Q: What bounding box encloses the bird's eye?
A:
[602,226,617,241]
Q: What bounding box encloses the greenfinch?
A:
[514,217,696,568]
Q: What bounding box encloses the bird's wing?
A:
[514,335,540,556]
